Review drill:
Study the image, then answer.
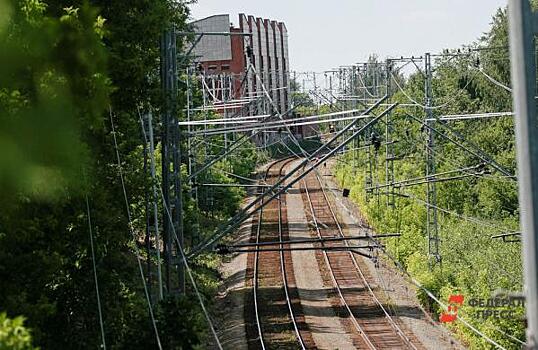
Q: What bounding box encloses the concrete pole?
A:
[508,0,538,346]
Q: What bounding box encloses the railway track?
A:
[245,158,314,349]
[300,166,423,350]
[243,157,423,349]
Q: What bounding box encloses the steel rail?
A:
[252,158,306,350]
[276,160,307,350]
[301,171,376,350]
[313,171,418,349]
[252,169,266,350]
[252,160,283,350]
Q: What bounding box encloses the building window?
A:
[221,64,230,71]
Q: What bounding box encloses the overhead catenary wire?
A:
[187,94,310,182]
[475,66,512,93]
[356,71,377,98]
[323,162,523,347]
[262,50,519,348]
[222,170,258,183]
[201,73,239,104]
[224,233,400,249]
[210,96,264,105]
[178,114,270,126]
[381,112,516,192]
[211,93,267,118]
[199,65,287,107]
[248,61,313,160]
[366,164,486,191]
[191,114,372,137]
[333,56,522,275]
[108,108,163,350]
[136,110,224,350]
[198,68,267,113]
[391,69,477,110]
[427,111,514,121]
[188,101,392,258]
[193,50,519,345]
[365,176,521,340]
[404,113,516,180]
[194,137,281,155]
[421,138,516,187]
[394,117,515,186]
[244,86,288,95]
[180,109,361,127]
[191,102,252,111]
[85,196,107,350]
[391,122,517,218]
[160,188,224,350]
[396,191,515,234]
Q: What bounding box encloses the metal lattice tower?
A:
[141,111,164,301]
[424,52,440,266]
[161,28,185,294]
[385,60,396,208]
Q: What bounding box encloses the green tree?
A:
[334,5,525,348]
[0,313,38,350]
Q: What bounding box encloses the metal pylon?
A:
[385,60,396,208]
[424,52,440,266]
[161,28,185,294]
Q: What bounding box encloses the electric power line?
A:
[108,108,163,350]
[85,196,107,350]
[137,110,224,350]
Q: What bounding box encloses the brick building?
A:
[191,14,290,116]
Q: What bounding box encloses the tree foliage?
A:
[0,0,260,348]
[0,313,38,350]
[334,6,526,349]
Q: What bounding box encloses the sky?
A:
[190,0,507,73]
